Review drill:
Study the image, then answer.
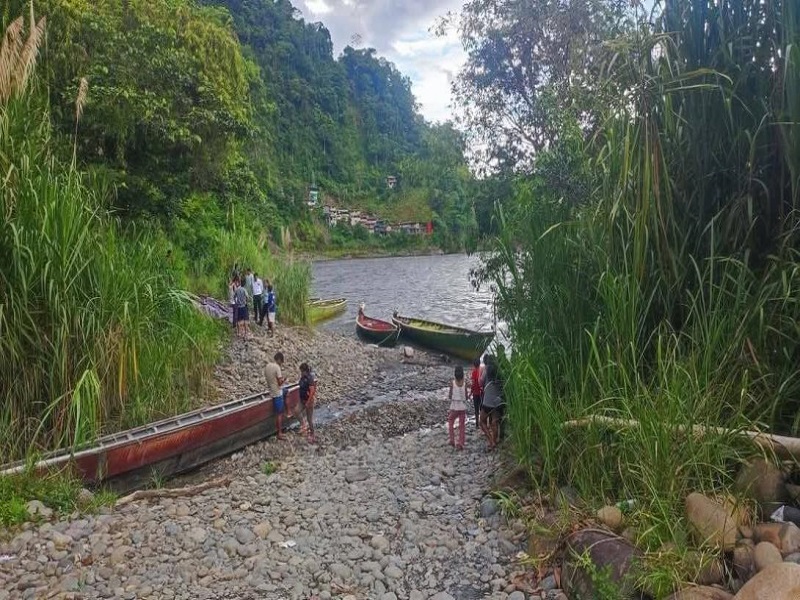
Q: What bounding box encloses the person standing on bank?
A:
[228,277,238,329]
[265,283,277,336]
[298,363,317,443]
[252,273,264,326]
[244,268,254,298]
[479,361,503,451]
[266,352,286,440]
[469,357,483,429]
[447,365,468,450]
[233,277,249,339]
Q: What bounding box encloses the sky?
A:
[294,0,466,124]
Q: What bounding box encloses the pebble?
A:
[1,394,521,598]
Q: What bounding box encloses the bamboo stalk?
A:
[563,415,800,460]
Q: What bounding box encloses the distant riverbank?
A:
[297,245,448,262]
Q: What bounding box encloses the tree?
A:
[450,0,630,172]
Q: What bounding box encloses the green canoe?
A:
[391,313,495,361]
[308,297,347,323]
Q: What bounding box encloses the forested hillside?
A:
[3,0,479,256]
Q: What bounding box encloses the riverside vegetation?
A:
[0,3,314,514]
[0,0,485,524]
[461,0,800,595]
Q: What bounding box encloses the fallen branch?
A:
[564,415,800,460]
[115,476,232,507]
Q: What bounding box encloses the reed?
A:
[483,0,800,590]
[0,16,220,461]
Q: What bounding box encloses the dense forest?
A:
[0,0,493,463]
[1,0,482,260]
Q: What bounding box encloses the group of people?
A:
[265,352,318,443]
[446,354,504,450]
[228,268,277,338]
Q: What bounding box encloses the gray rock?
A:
[187,527,208,544]
[384,565,403,579]
[345,467,369,483]
[235,526,256,545]
[508,592,526,600]
[540,574,557,590]
[25,500,52,520]
[430,593,455,600]
[480,497,499,518]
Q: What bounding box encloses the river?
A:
[311,253,501,343]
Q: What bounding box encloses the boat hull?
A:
[356,314,401,347]
[308,298,347,323]
[392,315,494,361]
[0,386,301,492]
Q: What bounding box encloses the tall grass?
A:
[0,15,220,461]
[189,229,311,326]
[481,0,800,587]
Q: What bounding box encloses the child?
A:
[469,357,483,429]
[265,284,277,336]
[447,365,468,450]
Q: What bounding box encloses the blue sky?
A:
[295,0,465,123]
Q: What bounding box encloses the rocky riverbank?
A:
[0,409,540,599]
[1,323,578,600]
[212,324,394,407]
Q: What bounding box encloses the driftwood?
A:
[564,415,800,460]
[115,476,232,507]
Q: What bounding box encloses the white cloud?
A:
[305,0,333,14]
[296,0,465,123]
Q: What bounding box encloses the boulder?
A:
[753,542,782,571]
[685,492,741,550]
[753,522,800,555]
[596,505,624,532]
[734,459,788,516]
[732,562,800,599]
[561,529,644,599]
[666,586,733,600]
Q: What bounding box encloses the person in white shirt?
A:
[252,274,264,325]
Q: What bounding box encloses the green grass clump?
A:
[0,470,117,528]
[261,461,278,476]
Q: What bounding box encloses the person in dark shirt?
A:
[298,363,317,443]
[479,361,503,450]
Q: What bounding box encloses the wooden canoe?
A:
[0,386,301,492]
[356,309,400,347]
[308,297,347,323]
[392,313,495,361]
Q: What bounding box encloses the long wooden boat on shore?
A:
[308,297,347,323]
[356,308,401,347]
[0,386,300,492]
[392,313,495,361]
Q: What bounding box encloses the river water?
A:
[311,253,501,344]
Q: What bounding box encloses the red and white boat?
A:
[0,386,300,491]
